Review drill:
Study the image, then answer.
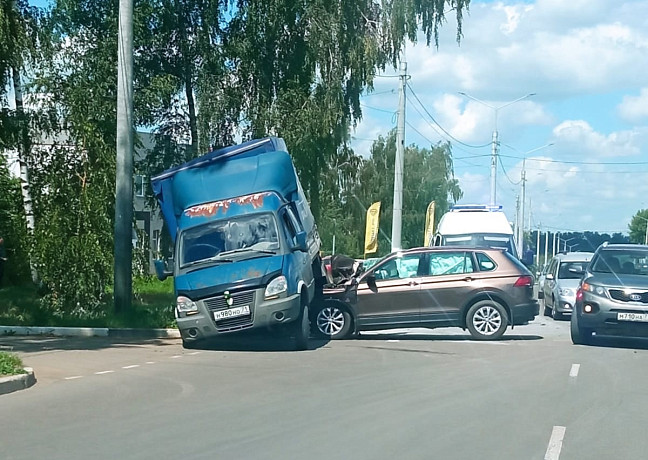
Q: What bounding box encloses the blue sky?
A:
[352,0,648,235]
[26,0,648,234]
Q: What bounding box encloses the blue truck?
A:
[151,137,323,350]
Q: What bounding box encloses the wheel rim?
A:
[472,305,502,336]
[317,306,345,336]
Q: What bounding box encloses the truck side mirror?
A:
[292,231,308,252]
[154,259,173,281]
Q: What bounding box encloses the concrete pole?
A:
[114,0,134,314]
[520,159,526,254]
[544,231,549,266]
[490,130,498,206]
[391,61,407,252]
[536,227,541,268]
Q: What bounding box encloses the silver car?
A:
[541,252,594,320]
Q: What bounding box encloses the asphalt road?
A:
[2,314,648,460]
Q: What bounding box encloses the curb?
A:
[0,367,36,396]
[0,326,180,339]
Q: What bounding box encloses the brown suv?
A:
[312,247,539,340]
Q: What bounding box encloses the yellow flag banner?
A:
[424,201,436,246]
[364,201,381,255]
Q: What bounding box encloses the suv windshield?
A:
[179,213,280,267]
[591,250,648,276]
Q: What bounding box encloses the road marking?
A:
[387,340,400,343]
[64,376,83,380]
[545,426,566,460]
[186,351,201,355]
[145,361,155,364]
[569,364,580,378]
[171,355,182,359]
[94,370,115,375]
[122,365,140,369]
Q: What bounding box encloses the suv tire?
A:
[570,313,591,345]
[313,301,352,340]
[466,300,509,340]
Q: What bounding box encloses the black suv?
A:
[571,243,648,344]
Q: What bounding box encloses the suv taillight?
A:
[513,275,533,287]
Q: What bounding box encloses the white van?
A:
[432,204,518,256]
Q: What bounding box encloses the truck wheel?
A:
[466,300,508,341]
[313,302,351,339]
[293,304,311,351]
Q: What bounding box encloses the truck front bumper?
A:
[177,288,302,343]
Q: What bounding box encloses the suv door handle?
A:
[408,281,419,286]
[463,277,473,282]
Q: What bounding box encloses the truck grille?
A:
[203,290,255,331]
[609,290,648,304]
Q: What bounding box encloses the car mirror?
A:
[366,274,378,293]
[154,259,173,281]
[545,273,554,281]
[292,231,308,252]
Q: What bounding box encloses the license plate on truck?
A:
[617,312,648,322]
[214,305,250,321]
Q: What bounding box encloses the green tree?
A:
[629,210,648,244]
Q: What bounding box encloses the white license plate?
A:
[213,305,250,321]
[617,312,648,322]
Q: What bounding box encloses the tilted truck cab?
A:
[151,137,322,350]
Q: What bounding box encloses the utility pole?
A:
[114,0,134,314]
[536,226,541,269]
[520,159,526,255]
[515,194,521,257]
[544,231,549,266]
[457,92,535,206]
[391,61,407,252]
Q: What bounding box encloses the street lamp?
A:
[458,92,536,206]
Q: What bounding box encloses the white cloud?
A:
[552,120,643,157]
[618,88,648,123]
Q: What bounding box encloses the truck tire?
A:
[293,304,311,351]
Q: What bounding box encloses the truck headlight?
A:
[265,276,287,299]
[177,295,198,313]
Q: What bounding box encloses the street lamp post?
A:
[458,92,536,206]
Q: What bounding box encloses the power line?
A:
[500,154,648,166]
[360,103,396,115]
[499,156,522,185]
[406,82,492,149]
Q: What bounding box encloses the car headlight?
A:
[581,282,606,297]
[559,288,574,297]
[265,275,287,299]
[176,295,198,313]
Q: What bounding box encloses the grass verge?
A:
[0,351,26,376]
[0,277,176,329]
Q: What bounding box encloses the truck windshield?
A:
[179,213,280,267]
[443,233,515,254]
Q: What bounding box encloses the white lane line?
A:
[95,370,115,375]
[171,355,182,359]
[569,364,580,378]
[65,376,83,380]
[122,365,140,369]
[545,426,566,460]
[186,351,201,355]
[387,340,400,343]
[145,361,155,364]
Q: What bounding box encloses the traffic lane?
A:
[0,335,181,385]
[0,329,607,460]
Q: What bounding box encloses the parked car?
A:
[311,246,539,341]
[571,243,648,345]
[541,252,594,319]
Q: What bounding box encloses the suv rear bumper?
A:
[511,301,540,325]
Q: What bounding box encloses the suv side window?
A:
[374,254,422,280]
[476,252,496,271]
[428,252,474,275]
